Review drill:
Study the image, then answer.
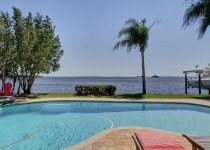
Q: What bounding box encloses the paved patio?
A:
[67,127,192,150]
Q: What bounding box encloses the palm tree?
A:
[183,0,210,39]
[113,18,150,94]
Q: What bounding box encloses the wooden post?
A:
[198,72,201,95]
[185,73,188,94]
[183,70,203,95]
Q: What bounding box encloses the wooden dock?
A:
[183,70,203,95]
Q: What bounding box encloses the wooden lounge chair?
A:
[132,131,185,150]
[183,134,210,150]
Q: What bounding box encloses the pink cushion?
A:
[135,131,185,150]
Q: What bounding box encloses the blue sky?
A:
[1,0,210,77]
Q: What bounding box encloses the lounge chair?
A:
[183,134,210,150]
[132,131,185,150]
[0,83,12,96]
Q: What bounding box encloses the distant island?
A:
[152,75,159,78]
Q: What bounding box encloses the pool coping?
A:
[12,97,210,108]
[1,97,210,110]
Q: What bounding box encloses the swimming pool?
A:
[1,101,210,150]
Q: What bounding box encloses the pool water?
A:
[1,102,210,150]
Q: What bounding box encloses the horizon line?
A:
[42,75,184,78]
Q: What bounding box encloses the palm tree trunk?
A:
[140,47,146,94]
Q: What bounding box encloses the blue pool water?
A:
[1,101,210,150]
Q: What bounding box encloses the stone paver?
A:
[79,129,192,150]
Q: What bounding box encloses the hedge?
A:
[75,85,116,96]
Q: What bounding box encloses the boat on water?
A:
[186,66,210,90]
[152,75,159,78]
[188,77,210,89]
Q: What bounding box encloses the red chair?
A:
[133,131,185,150]
[0,83,12,96]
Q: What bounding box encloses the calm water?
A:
[29,77,206,93]
[1,102,210,149]
[22,77,208,94]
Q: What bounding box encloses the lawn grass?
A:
[34,93,74,98]
[33,93,210,99]
[112,93,210,99]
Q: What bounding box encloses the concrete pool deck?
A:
[24,97,210,107]
[12,97,210,150]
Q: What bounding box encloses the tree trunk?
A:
[11,77,16,94]
[26,83,32,94]
[19,77,27,92]
[17,81,20,94]
[140,47,146,94]
[24,89,31,94]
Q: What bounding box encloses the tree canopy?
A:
[113,18,149,52]
[0,7,64,94]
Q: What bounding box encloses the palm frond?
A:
[182,2,203,27]
[148,19,162,30]
[113,41,121,50]
[183,0,210,38]
[118,26,142,44]
[124,18,139,26]
[126,42,138,53]
[118,27,131,38]
[198,14,210,38]
[138,26,149,46]
[113,39,129,51]
[113,18,149,52]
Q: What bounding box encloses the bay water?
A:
[16,76,208,94]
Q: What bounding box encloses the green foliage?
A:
[113,18,149,52]
[183,0,210,38]
[75,85,116,96]
[0,11,14,89]
[0,7,64,94]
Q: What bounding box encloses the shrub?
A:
[75,85,116,96]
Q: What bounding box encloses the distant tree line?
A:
[0,7,64,94]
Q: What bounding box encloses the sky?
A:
[0,0,210,77]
